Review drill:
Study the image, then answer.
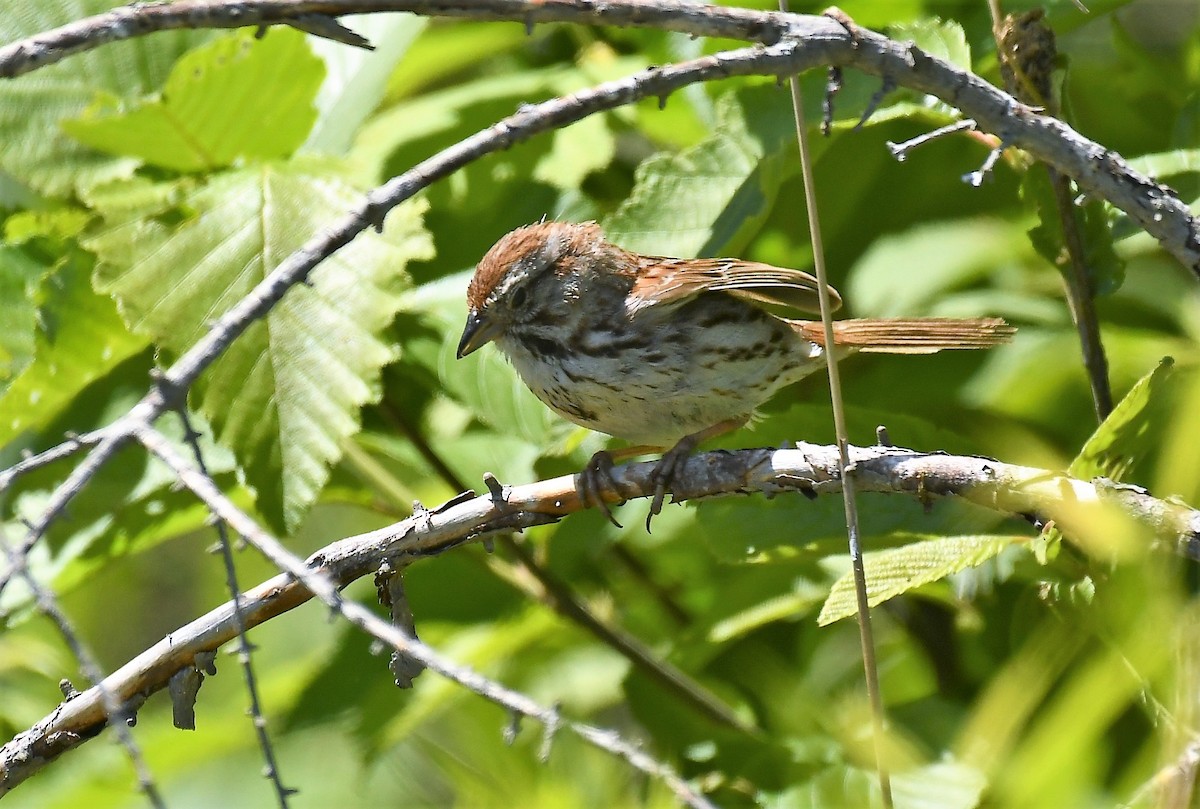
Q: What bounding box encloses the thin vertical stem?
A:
[778,4,892,805]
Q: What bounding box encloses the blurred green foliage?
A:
[1,0,1199,807]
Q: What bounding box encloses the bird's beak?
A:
[457,310,499,358]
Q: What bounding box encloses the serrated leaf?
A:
[0,1,211,195]
[1069,357,1175,482]
[818,535,1019,625]
[0,250,147,448]
[1022,168,1126,296]
[62,28,323,172]
[603,85,796,258]
[87,159,434,531]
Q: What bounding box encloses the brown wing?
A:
[626,257,841,316]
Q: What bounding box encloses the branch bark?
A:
[0,0,1197,273]
[3,435,1197,793]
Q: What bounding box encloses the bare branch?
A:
[0,1,1197,272]
[1,423,715,806]
[4,431,1198,793]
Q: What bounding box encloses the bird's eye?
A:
[510,286,528,308]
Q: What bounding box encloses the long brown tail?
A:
[790,317,1014,354]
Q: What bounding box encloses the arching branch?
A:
[2,0,1197,272]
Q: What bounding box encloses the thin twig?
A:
[781,2,891,804]
[0,428,108,493]
[174,406,293,807]
[0,531,164,808]
[135,426,714,809]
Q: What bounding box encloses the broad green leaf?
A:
[87,159,434,531]
[0,246,42,388]
[0,250,146,448]
[304,14,427,156]
[0,1,210,195]
[603,84,797,258]
[891,761,988,809]
[818,534,1020,625]
[63,29,324,172]
[1022,168,1126,295]
[889,18,972,71]
[1069,357,1174,482]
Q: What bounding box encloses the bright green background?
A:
[2,1,1200,806]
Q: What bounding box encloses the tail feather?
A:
[790,317,1014,354]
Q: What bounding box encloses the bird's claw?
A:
[645,438,696,532]
[579,450,625,528]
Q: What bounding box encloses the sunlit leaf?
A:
[0,1,210,195]
[62,29,324,172]
[87,158,434,530]
[889,18,972,70]
[1127,148,1200,179]
[818,534,1020,625]
[304,14,427,156]
[847,219,1030,317]
[0,250,147,448]
[1069,356,1174,482]
[604,84,797,258]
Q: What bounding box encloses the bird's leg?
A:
[579,444,662,528]
[647,417,747,531]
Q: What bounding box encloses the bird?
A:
[458,220,1013,528]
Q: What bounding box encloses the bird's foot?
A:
[579,450,628,529]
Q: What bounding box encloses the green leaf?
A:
[3,208,91,246]
[62,28,324,173]
[87,158,434,531]
[1069,357,1175,482]
[0,249,147,448]
[847,219,1031,317]
[1022,168,1126,296]
[1127,148,1200,178]
[304,14,427,156]
[818,534,1020,626]
[889,18,972,70]
[0,1,211,195]
[603,84,796,258]
[382,22,532,102]
[0,246,43,389]
[891,761,989,809]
